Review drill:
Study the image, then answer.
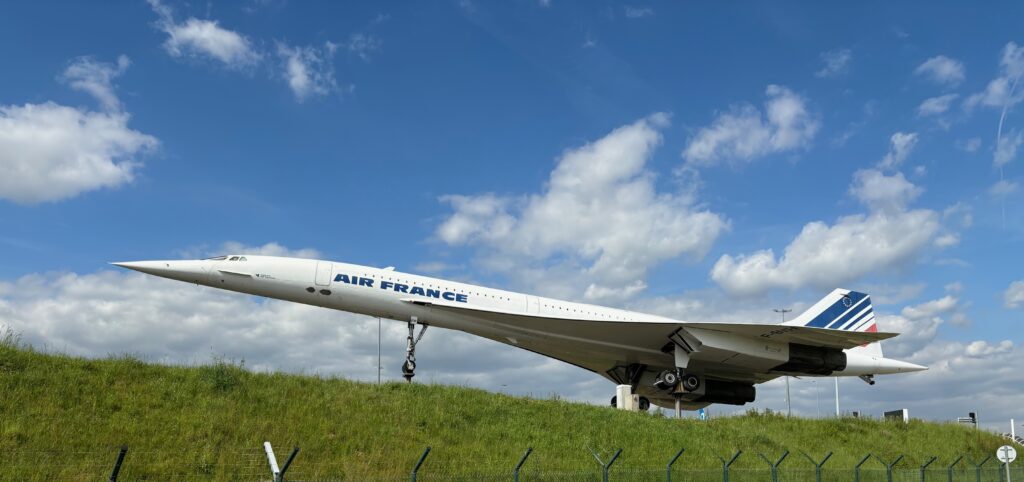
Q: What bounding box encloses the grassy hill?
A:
[0,333,1012,481]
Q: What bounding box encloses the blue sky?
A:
[1,1,1022,426]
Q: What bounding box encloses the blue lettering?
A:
[410,286,425,296]
[456,294,468,303]
[394,284,410,293]
[426,289,441,298]
[442,292,456,301]
[359,278,374,287]
[380,281,393,290]
[334,274,350,284]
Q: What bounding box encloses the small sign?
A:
[997,445,1017,464]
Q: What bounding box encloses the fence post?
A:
[947,455,964,482]
[717,450,742,482]
[800,451,833,482]
[411,447,431,482]
[920,456,936,482]
[757,450,789,482]
[278,447,299,482]
[108,446,128,482]
[589,447,623,482]
[666,448,685,482]
[855,454,872,482]
[971,456,992,482]
[264,442,280,481]
[876,454,905,482]
[513,447,532,482]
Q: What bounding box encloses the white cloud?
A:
[878,132,918,169]
[815,48,851,78]
[683,85,818,166]
[957,137,982,153]
[849,169,923,213]
[933,233,959,248]
[917,94,958,117]
[964,42,1024,110]
[0,57,157,205]
[61,56,131,112]
[1005,280,1024,308]
[711,210,939,296]
[347,33,382,60]
[712,168,939,297]
[914,55,966,86]
[148,0,261,69]
[277,42,339,101]
[437,114,728,302]
[624,6,654,18]
[989,179,1019,197]
[994,129,1023,167]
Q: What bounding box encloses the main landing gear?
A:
[402,316,428,383]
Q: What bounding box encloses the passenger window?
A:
[238,257,247,261]
[229,256,239,261]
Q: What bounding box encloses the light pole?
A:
[774,308,793,416]
[377,317,382,385]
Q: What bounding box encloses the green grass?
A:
[0,331,1012,481]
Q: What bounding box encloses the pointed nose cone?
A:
[111,260,211,285]
[110,261,171,276]
[903,362,929,373]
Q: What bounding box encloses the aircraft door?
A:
[527,295,540,314]
[315,262,333,286]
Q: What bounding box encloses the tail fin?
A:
[784,289,883,356]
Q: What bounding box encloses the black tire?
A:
[681,373,700,391]
[402,360,416,375]
[610,396,617,407]
[638,397,651,411]
[662,370,679,387]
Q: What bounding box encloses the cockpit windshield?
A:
[204,255,247,261]
[204,256,228,260]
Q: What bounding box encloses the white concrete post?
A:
[264,442,280,479]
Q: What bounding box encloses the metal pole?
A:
[1013,418,1017,440]
[774,308,793,416]
[513,447,533,482]
[920,456,936,482]
[279,447,299,482]
[675,395,681,419]
[947,455,964,482]
[603,448,622,482]
[835,377,840,417]
[1003,446,1013,482]
[855,453,872,482]
[974,456,991,482]
[377,317,382,384]
[786,377,792,417]
[815,379,821,418]
[108,446,128,482]
[411,447,431,482]
[666,448,684,482]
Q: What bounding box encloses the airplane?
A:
[112,254,926,413]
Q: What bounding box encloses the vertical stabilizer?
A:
[784,288,883,356]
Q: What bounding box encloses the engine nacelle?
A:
[693,379,756,405]
[773,343,847,375]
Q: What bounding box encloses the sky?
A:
[1,1,1022,431]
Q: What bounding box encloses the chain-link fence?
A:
[5,445,1023,481]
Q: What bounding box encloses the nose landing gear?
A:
[402,316,428,383]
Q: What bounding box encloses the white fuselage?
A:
[113,254,922,393]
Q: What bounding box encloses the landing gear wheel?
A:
[681,373,701,391]
[609,395,617,407]
[402,360,416,377]
[654,369,679,390]
[638,397,651,411]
